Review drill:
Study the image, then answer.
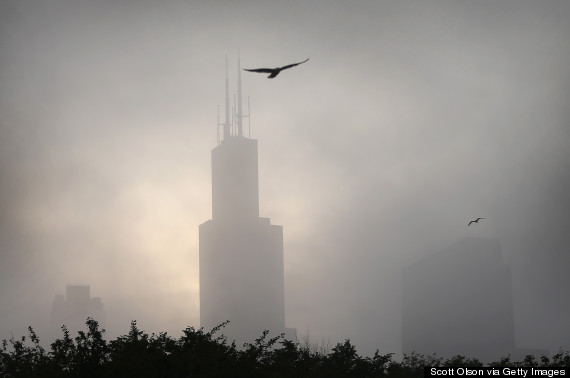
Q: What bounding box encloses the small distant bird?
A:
[243,58,310,78]
[468,217,485,226]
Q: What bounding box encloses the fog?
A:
[1,0,569,358]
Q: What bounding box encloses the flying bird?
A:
[468,217,485,226]
[243,58,310,78]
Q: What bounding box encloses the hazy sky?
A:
[1,0,569,356]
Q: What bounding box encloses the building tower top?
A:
[217,55,250,144]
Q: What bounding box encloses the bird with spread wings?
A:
[243,58,309,78]
[468,217,485,226]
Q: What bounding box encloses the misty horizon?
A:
[1,0,569,359]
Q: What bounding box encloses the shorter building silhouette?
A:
[402,237,544,361]
[51,284,105,338]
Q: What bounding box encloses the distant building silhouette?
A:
[199,58,296,345]
[51,284,105,338]
[402,237,545,361]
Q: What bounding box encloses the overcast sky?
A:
[1,0,569,357]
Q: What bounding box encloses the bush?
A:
[1,319,568,377]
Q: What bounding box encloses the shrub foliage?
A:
[1,319,568,377]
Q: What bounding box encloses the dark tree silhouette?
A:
[1,318,569,377]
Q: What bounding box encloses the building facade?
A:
[402,237,544,361]
[199,58,294,345]
[51,284,105,338]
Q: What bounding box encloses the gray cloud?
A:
[1,0,569,357]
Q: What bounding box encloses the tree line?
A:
[1,319,568,377]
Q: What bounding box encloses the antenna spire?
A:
[236,51,250,138]
[237,53,243,137]
[224,56,231,140]
[216,106,220,145]
[217,54,250,141]
[248,96,251,138]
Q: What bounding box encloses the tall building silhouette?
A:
[199,58,295,345]
[402,237,545,361]
[51,284,105,338]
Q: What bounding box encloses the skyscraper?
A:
[51,284,105,339]
[401,237,545,361]
[199,58,294,345]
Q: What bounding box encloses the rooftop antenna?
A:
[216,106,220,145]
[237,54,243,137]
[233,94,236,136]
[223,55,231,140]
[248,96,251,138]
[236,52,250,138]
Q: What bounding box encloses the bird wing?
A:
[279,58,310,71]
[468,221,475,226]
[243,68,274,73]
